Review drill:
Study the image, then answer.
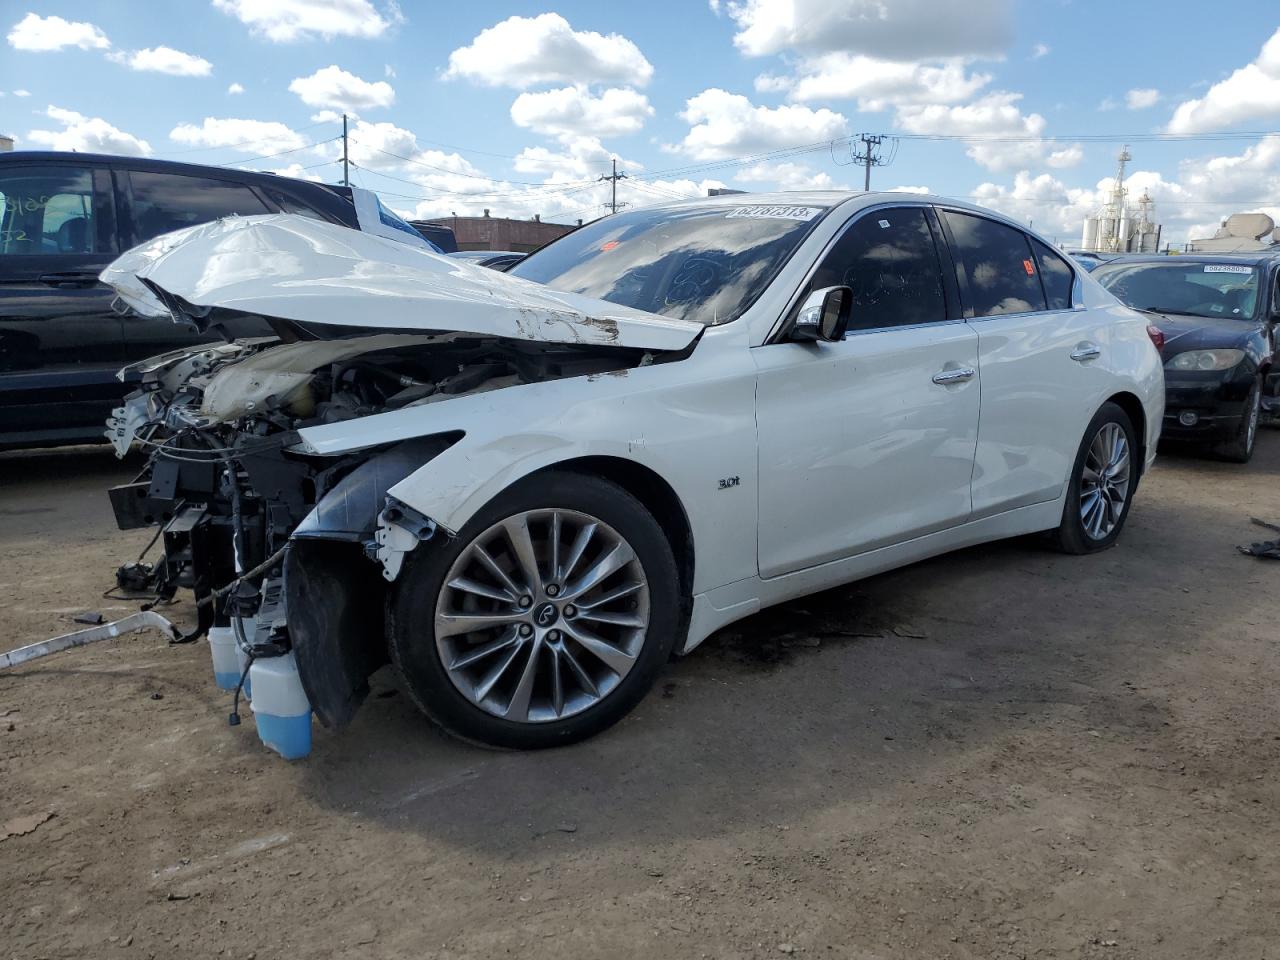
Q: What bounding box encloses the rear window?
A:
[128,171,270,243]
[1094,260,1261,321]
[0,166,109,255]
[509,203,828,325]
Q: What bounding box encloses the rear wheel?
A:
[1215,376,1260,464]
[387,471,680,749]
[1053,402,1138,555]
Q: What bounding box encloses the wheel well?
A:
[1106,391,1148,474]
[539,456,695,605]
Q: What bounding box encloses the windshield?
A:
[1094,260,1261,321]
[507,203,828,325]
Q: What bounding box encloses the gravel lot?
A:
[2,437,1278,959]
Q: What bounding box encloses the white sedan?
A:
[104,192,1164,750]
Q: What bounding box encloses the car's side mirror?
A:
[791,286,852,343]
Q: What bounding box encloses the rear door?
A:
[116,167,275,359]
[0,161,124,447]
[940,209,1106,516]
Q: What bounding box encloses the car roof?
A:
[0,150,341,193]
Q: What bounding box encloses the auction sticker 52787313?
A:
[725,205,822,221]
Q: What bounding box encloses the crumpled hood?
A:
[100,214,704,352]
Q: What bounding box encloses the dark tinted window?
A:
[0,166,107,255]
[1033,238,1074,310]
[944,211,1047,317]
[509,203,826,325]
[803,206,946,330]
[128,171,270,243]
[1094,260,1262,320]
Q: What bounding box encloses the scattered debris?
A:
[892,624,929,639]
[779,944,796,954]
[1238,518,1280,558]
[2,811,54,841]
[72,611,105,625]
[165,892,191,902]
[555,821,578,834]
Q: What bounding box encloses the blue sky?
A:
[3,0,1280,244]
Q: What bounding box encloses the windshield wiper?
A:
[1139,307,1204,318]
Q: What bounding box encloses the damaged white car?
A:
[103,193,1164,750]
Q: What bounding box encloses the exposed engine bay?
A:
[106,326,657,727]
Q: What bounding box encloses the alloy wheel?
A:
[433,508,650,723]
[1079,421,1131,541]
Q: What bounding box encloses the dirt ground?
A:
[1,436,1278,960]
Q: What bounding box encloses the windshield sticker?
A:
[726,205,822,221]
[878,219,891,229]
[1204,264,1252,274]
[1023,258,1036,276]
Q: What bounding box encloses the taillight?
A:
[1146,324,1165,352]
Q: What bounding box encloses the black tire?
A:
[1214,376,1260,464]
[1053,402,1139,555]
[387,471,681,749]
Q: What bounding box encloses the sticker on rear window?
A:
[1023,258,1036,276]
[1204,264,1252,274]
[878,219,891,229]
[726,205,821,221]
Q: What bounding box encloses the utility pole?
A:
[851,133,891,191]
[342,113,349,187]
[598,158,628,214]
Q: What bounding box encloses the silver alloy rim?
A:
[1079,422,1131,541]
[433,508,650,723]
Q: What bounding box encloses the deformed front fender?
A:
[286,433,458,729]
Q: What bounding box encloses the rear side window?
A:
[802,206,947,331]
[128,171,270,243]
[1033,238,1074,310]
[0,166,108,255]
[944,211,1047,317]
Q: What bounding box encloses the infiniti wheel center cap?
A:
[533,602,559,628]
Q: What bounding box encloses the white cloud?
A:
[108,46,213,76]
[676,88,848,161]
[262,162,325,182]
[723,0,1012,60]
[1168,28,1280,133]
[26,105,152,155]
[384,64,395,78]
[895,90,1080,172]
[970,136,1280,244]
[212,0,397,42]
[6,12,109,51]
[511,86,653,138]
[1031,43,1049,59]
[170,117,306,153]
[773,53,991,109]
[888,185,931,194]
[13,89,31,97]
[444,13,653,89]
[1098,97,1118,112]
[734,159,843,190]
[310,109,344,123]
[289,65,394,112]
[514,135,639,179]
[228,82,245,95]
[1125,88,1160,110]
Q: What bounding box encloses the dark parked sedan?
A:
[1093,253,1280,462]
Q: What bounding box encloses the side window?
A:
[1032,237,1074,310]
[0,166,107,255]
[263,187,327,221]
[128,171,271,243]
[803,207,947,331]
[943,211,1048,317]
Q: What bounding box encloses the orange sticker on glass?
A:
[601,240,620,252]
[1023,258,1036,276]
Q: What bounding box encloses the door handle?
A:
[39,272,100,288]
[1070,343,1101,362]
[932,367,976,385]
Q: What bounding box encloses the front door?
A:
[755,205,980,579]
[0,163,125,447]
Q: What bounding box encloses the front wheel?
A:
[1214,376,1260,464]
[387,471,680,749]
[1053,402,1138,555]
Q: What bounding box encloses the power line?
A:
[598,158,628,214]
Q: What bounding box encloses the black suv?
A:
[0,152,412,450]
